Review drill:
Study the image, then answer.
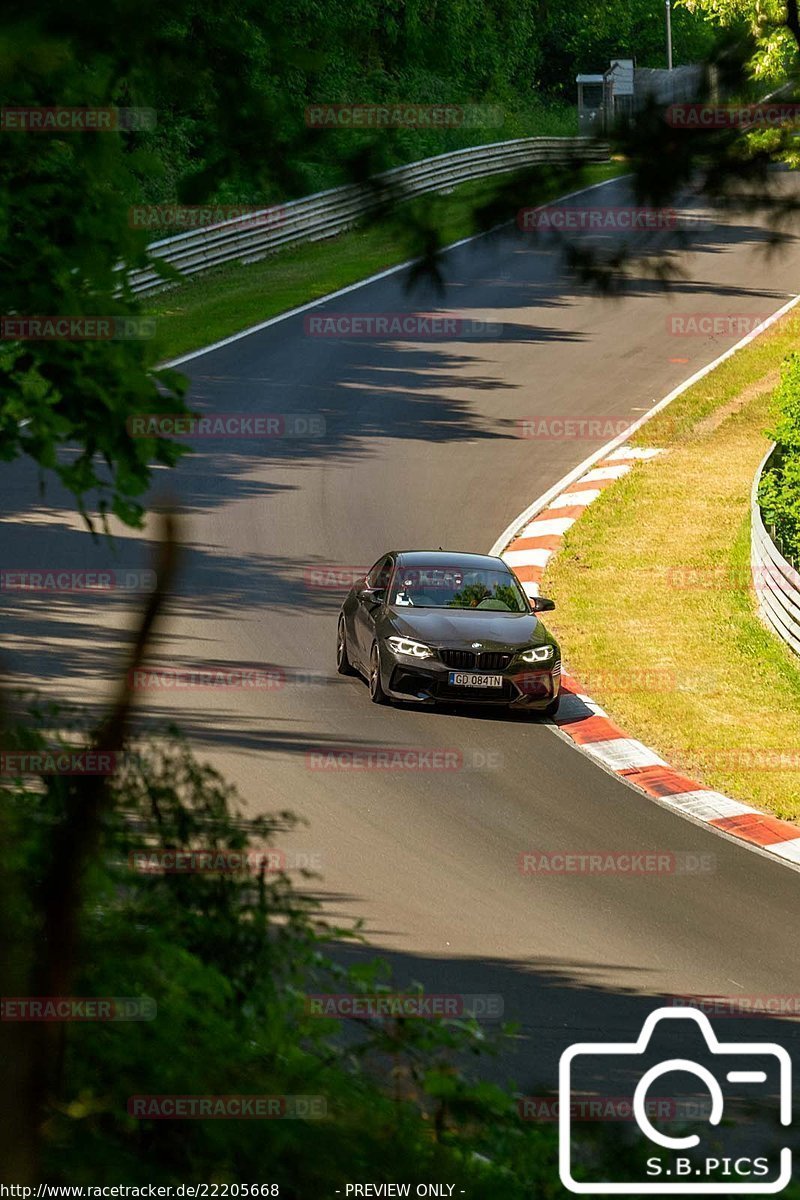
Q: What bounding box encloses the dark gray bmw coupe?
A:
[336,550,561,715]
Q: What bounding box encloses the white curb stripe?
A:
[580,464,632,483]
[659,790,759,822]
[769,839,800,864]
[502,548,553,569]
[519,516,576,538]
[580,739,668,771]
[572,694,609,716]
[547,489,600,508]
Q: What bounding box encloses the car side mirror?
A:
[532,595,555,613]
[359,586,385,607]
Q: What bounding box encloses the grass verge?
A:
[146,162,625,363]
[544,310,800,821]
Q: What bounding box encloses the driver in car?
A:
[394,569,462,607]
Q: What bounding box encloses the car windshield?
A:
[391,566,529,612]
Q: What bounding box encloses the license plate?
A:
[448,671,503,688]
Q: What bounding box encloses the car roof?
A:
[393,551,509,571]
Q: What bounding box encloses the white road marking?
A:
[159,175,632,369]
[580,739,667,771]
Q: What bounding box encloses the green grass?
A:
[146,162,625,363]
[544,310,800,821]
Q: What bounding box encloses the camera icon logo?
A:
[559,1006,791,1194]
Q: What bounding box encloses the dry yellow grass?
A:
[544,315,800,820]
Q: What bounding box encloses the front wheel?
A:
[336,616,355,675]
[369,643,389,705]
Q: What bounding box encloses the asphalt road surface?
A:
[3,174,800,1097]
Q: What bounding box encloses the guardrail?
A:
[751,445,800,656]
[125,136,609,296]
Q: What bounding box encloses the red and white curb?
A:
[498,443,800,869]
[500,445,660,601]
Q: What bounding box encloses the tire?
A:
[369,643,389,705]
[541,695,560,718]
[336,616,356,676]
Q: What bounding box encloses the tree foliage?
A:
[536,0,716,95]
[1,690,661,1192]
[1,0,718,529]
[679,0,799,79]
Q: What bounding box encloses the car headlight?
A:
[387,636,435,659]
[518,644,554,663]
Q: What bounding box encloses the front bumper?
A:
[380,649,561,708]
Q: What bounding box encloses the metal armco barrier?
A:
[125,136,610,295]
[752,445,800,656]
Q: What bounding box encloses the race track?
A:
[3,174,800,1091]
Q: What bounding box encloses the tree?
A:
[536,0,717,95]
[0,0,720,530]
[679,0,800,78]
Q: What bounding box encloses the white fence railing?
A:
[125,136,609,295]
[751,445,800,656]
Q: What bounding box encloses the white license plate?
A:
[448,671,503,688]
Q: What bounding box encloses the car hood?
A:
[383,607,548,648]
